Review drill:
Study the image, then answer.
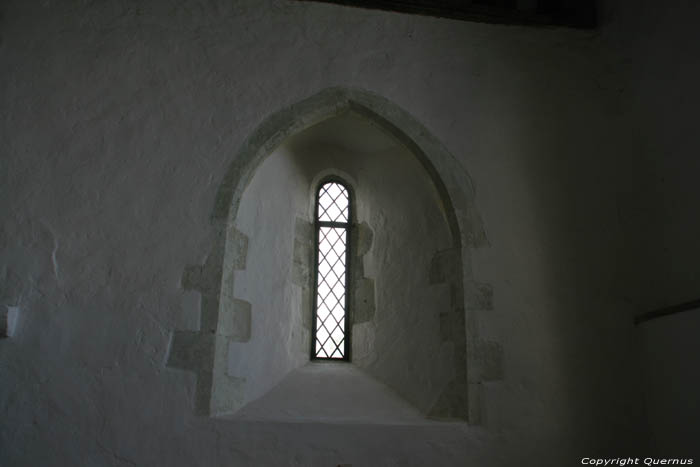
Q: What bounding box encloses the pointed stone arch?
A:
[166,87,497,422]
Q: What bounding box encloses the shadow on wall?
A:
[637,309,700,456]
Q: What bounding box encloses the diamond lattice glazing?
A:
[314,182,350,359]
[318,183,349,223]
[315,227,347,358]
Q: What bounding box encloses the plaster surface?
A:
[2,0,698,465]
[226,145,309,409]
[226,362,431,424]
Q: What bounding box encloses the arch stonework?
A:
[166,87,498,422]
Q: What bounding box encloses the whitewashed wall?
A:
[2,0,698,465]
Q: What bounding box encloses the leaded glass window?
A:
[312,180,350,360]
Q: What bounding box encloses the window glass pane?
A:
[314,181,350,359]
[318,182,349,223]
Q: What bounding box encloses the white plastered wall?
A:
[3,0,698,464]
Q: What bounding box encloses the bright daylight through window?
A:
[313,181,350,359]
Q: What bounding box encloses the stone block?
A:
[474,340,503,381]
[353,277,375,323]
[429,248,461,284]
[353,222,374,257]
[181,265,204,291]
[465,280,493,311]
[294,217,313,240]
[166,330,215,371]
[291,239,312,286]
[219,299,251,342]
[1,306,20,338]
[179,291,202,331]
[227,227,248,270]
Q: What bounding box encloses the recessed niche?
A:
[168,88,490,422]
[221,111,465,421]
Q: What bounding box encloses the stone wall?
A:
[3,0,697,465]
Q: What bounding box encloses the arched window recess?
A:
[311,178,352,360]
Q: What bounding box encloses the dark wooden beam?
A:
[293,0,597,28]
[634,299,700,326]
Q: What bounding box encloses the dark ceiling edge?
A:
[293,0,598,29]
